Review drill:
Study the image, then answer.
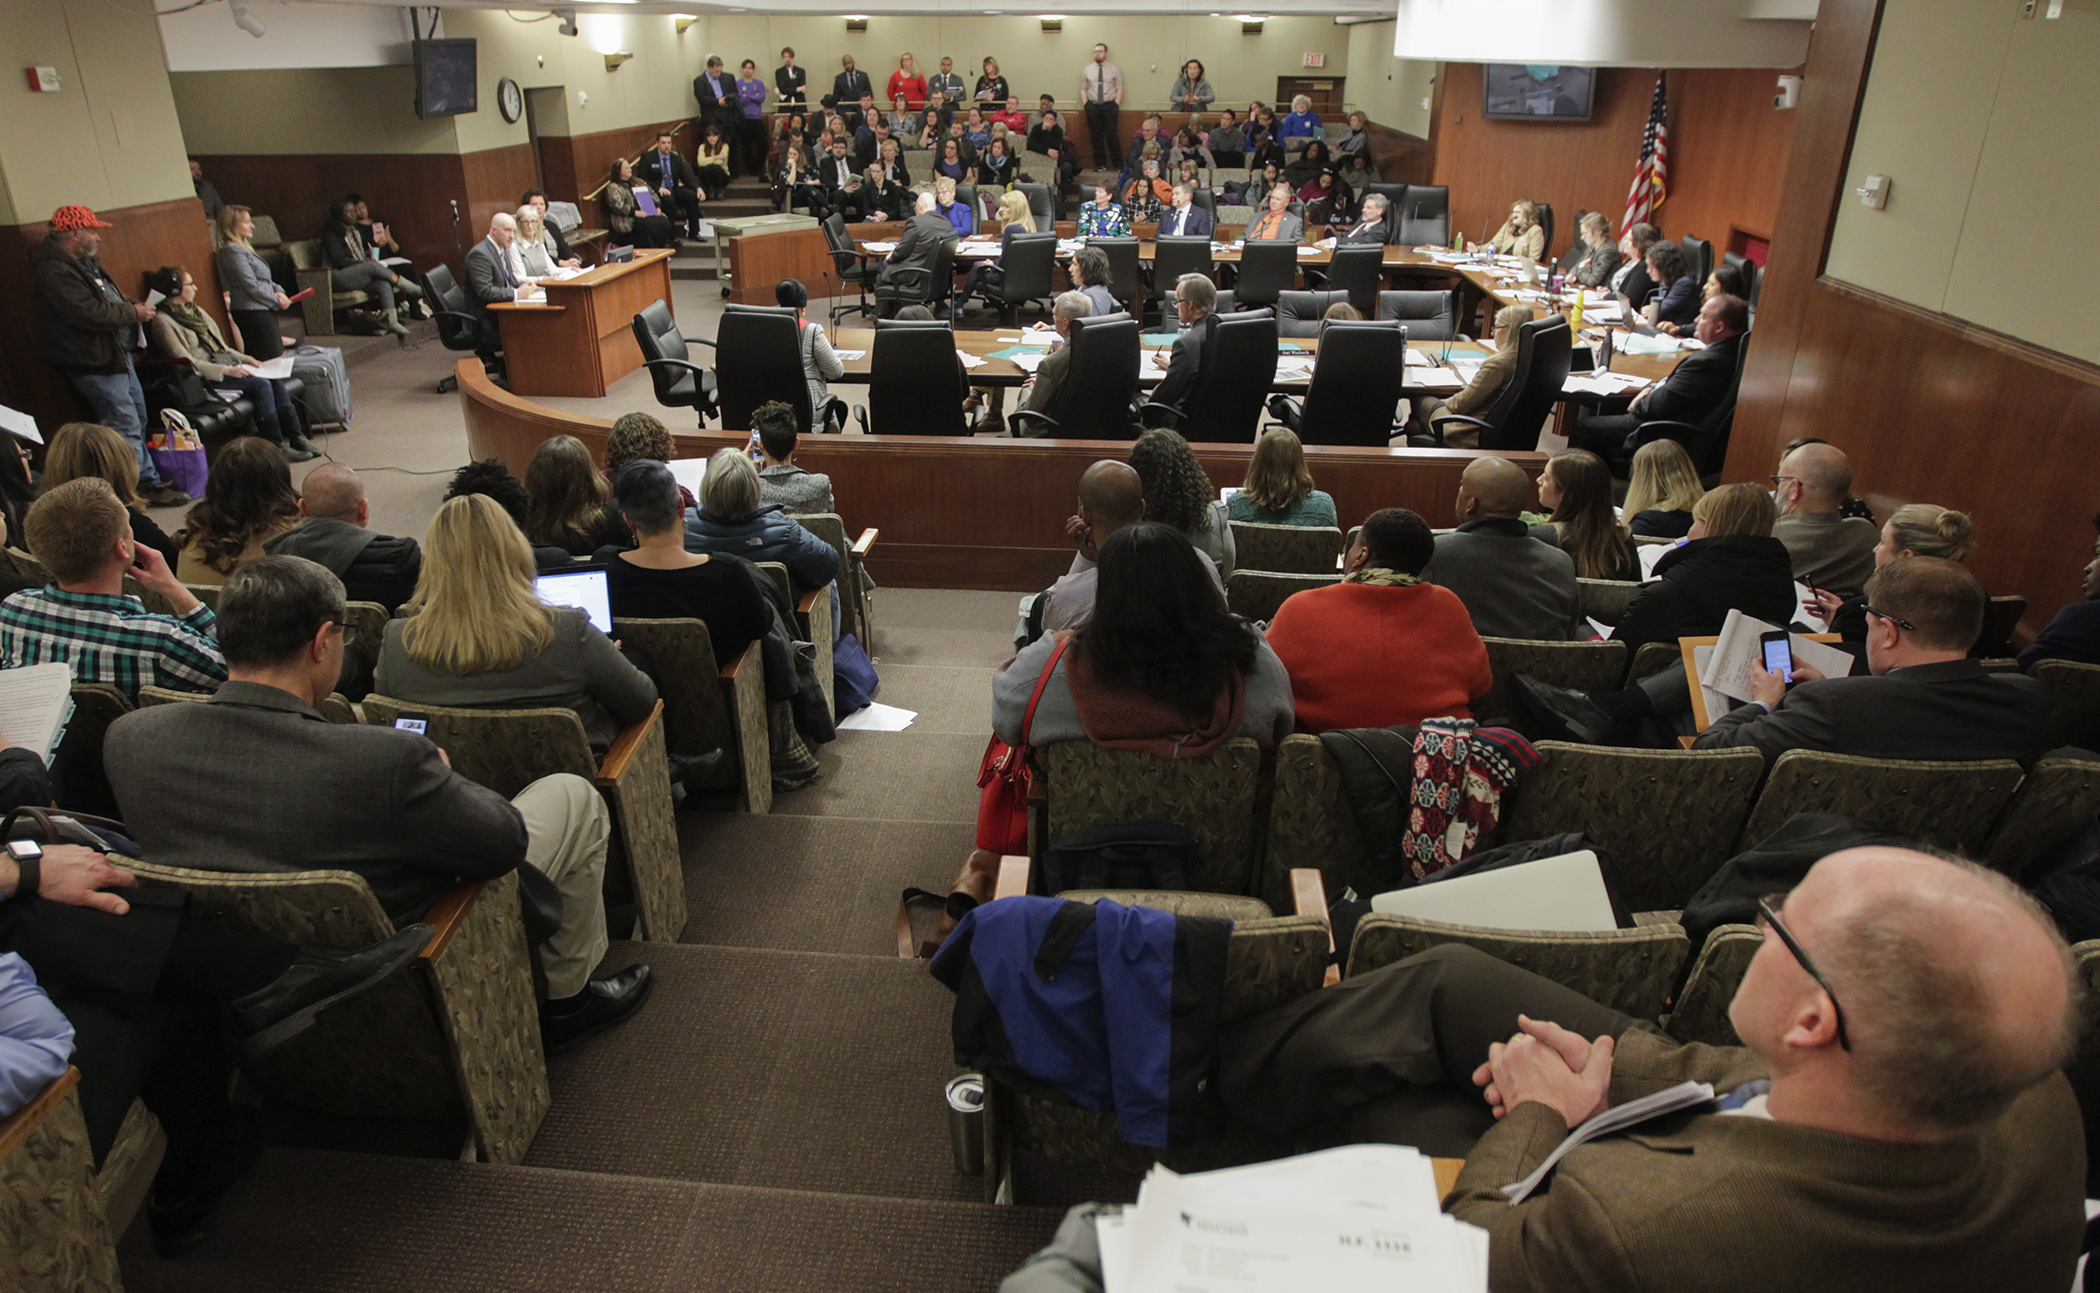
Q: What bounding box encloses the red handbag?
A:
[974,636,1070,855]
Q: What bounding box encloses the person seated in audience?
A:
[1227,429,1336,527]
[864,142,914,221]
[1283,139,1333,191]
[1268,508,1489,732]
[1558,210,1623,288]
[977,135,1020,191]
[752,400,837,515]
[320,197,422,341]
[1166,128,1215,183]
[1224,162,1284,208]
[377,495,657,753]
[1532,448,1637,581]
[604,412,697,516]
[1278,95,1322,152]
[1017,293,1093,434]
[637,129,707,239]
[1120,115,1166,186]
[1638,239,1699,329]
[1145,272,1217,428]
[1001,521,1292,754]
[601,158,676,250]
[1333,190,1390,244]
[0,950,70,1120]
[1568,295,1751,475]
[1472,199,1546,260]
[1772,440,1881,597]
[1027,109,1076,191]
[524,434,623,559]
[1244,125,1285,174]
[1404,304,1530,448]
[44,421,179,567]
[775,141,818,214]
[1067,245,1120,318]
[1077,186,1130,239]
[0,434,33,581]
[1333,110,1370,159]
[1243,183,1304,243]
[1131,428,1236,577]
[263,463,422,614]
[684,449,840,596]
[1692,557,2053,764]
[1613,220,1661,300]
[595,460,770,671]
[1422,456,1582,642]
[2018,513,2100,669]
[1801,503,1974,663]
[1044,462,1204,633]
[1657,261,1745,336]
[1296,168,1349,225]
[775,278,849,434]
[1207,845,2085,1287]
[961,106,992,153]
[1121,158,1171,223]
[1620,437,1707,538]
[174,436,301,586]
[1208,108,1246,166]
[994,95,1031,134]
[141,266,315,462]
[814,137,869,223]
[886,93,920,142]
[933,176,975,236]
[1033,92,1063,132]
[933,136,971,185]
[0,479,224,699]
[108,554,652,1058]
[344,195,413,278]
[851,115,895,172]
[445,458,574,572]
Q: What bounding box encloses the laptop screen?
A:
[535,567,613,635]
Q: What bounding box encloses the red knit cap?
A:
[49,205,113,231]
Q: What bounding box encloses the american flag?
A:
[1622,73,1670,231]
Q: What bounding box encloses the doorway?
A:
[525,86,569,202]
[1275,76,1344,118]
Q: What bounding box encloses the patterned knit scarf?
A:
[1343,567,1420,589]
[1400,719,1542,881]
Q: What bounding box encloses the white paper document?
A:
[0,404,42,445]
[835,701,916,732]
[1562,372,1649,397]
[1502,1080,1716,1204]
[249,356,296,380]
[1403,348,1436,368]
[0,664,76,763]
[666,456,709,500]
[1617,331,1688,355]
[957,352,987,369]
[144,288,166,308]
[1009,352,1048,373]
[833,349,867,361]
[1370,850,1618,932]
[1699,609,1855,705]
[860,241,899,253]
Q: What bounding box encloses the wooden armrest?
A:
[1433,1156,1464,1199]
[1288,868,1331,944]
[719,640,759,681]
[850,528,879,557]
[0,1067,81,1162]
[796,585,823,616]
[596,699,665,784]
[415,881,484,965]
[1677,735,1697,750]
[993,855,1031,901]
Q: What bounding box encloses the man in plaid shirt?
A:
[0,479,224,700]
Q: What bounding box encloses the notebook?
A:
[535,567,613,634]
[0,664,76,763]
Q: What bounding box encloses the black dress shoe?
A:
[540,964,654,1055]
[231,923,432,1060]
[1512,674,1617,746]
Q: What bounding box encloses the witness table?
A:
[488,248,675,398]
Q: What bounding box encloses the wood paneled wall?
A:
[1362,122,1434,188]
[461,144,541,242]
[191,152,473,274]
[545,117,704,210]
[1428,63,1798,260]
[0,197,224,436]
[1729,0,2100,637]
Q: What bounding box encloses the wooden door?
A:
[1276,76,1344,118]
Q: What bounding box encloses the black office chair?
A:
[1309,243,1385,316]
[1398,184,1450,247]
[1630,328,1751,479]
[981,231,1059,326]
[822,213,877,325]
[631,299,718,425]
[1270,320,1408,447]
[954,183,981,227]
[873,236,957,319]
[1276,290,1350,339]
[423,264,497,394]
[852,319,971,437]
[714,304,813,432]
[1090,236,1142,317]
[1233,240,1298,309]
[1015,181,1056,226]
[1410,315,1573,452]
[1724,251,1760,309]
[1363,183,1411,245]
[1190,189,1218,228]
[1009,313,1141,440]
[1374,289,1458,341]
[1680,235,1714,287]
[1534,202,1556,262]
[1139,309,1278,443]
[1150,236,1217,318]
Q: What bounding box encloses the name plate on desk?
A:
[711,214,819,236]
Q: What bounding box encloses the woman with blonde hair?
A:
[1534,448,1636,581]
[524,434,623,557]
[44,421,180,566]
[173,436,302,584]
[1228,429,1337,528]
[1474,199,1545,260]
[1621,438,1708,538]
[959,190,1037,309]
[1803,502,1977,643]
[375,493,657,753]
[214,204,293,359]
[516,205,563,280]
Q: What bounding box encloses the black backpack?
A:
[1038,821,1201,896]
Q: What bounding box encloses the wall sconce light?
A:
[845,16,869,31]
[674,15,701,34]
[604,50,635,71]
[1040,16,1063,32]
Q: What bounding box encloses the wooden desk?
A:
[715,215,836,306]
[489,249,674,398]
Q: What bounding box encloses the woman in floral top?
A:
[1077,185,1131,237]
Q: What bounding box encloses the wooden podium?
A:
[714,214,837,305]
[489,248,675,398]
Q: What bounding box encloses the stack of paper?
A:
[1501,1081,1714,1203]
[957,351,987,369]
[1296,244,1324,259]
[1098,1145,1487,1292]
[860,240,899,253]
[956,240,1003,257]
[1699,609,1854,706]
[1562,372,1649,397]
[833,349,867,361]
[1009,352,1048,373]
[0,664,76,763]
[1273,358,1314,382]
[1402,348,1436,368]
[1617,331,1688,355]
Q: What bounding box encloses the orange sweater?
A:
[1265,580,1492,734]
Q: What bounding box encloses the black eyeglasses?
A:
[1756,894,1852,1051]
[1858,604,1915,632]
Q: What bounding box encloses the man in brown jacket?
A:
[1405,303,1529,448]
[1217,846,2087,1291]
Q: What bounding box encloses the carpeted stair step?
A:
[118,1147,1062,1293]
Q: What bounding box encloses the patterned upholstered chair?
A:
[2032,659,2100,750]
[1261,734,1371,913]
[343,599,390,668]
[138,684,359,724]
[1036,738,1264,896]
[790,512,878,645]
[613,618,772,815]
[118,862,549,1165]
[1477,638,1628,732]
[1736,752,2026,855]
[358,697,687,943]
[755,561,836,716]
[1499,742,1766,912]
[1226,522,1344,575]
[1985,754,2100,881]
[1345,912,1691,1023]
[52,683,133,821]
[1663,924,1762,1046]
[1225,570,1337,623]
[2065,940,2100,1160]
[1626,640,1680,684]
[1576,577,1641,628]
[0,1070,165,1292]
[5,547,47,583]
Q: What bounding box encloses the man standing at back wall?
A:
[1081,43,1122,172]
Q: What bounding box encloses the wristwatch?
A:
[7,838,41,897]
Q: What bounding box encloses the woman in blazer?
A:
[142,265,315,461]
[1170,60,1214,112]
[1642,241,1699,329]
[601,158,675,249]
[1561,211,1624,288]
[320,196,421,341]
[213,205,291,360]
[976,136,1019,191]
[1475,200,1546,260]
[515,206,568,282]
[934,177,976,237]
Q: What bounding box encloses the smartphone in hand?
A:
[393,711,431,736]
[1759,630,1794,679]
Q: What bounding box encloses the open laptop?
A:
[535,566,613,634]
[1614,289,1665,336]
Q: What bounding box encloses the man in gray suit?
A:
[874,192,957,314]
[462,212,520,359]
[1016,291,1093,433]
[1422,456,1582,641]
[1144,272,1215,427]
[104,556,654,1054]
[1695,556,2053,764]
[1243,182,1305,243]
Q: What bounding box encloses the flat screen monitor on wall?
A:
[414,38,478,118]
[1482,65,1595,122]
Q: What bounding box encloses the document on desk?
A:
[1403,348,1436,367]
[1448,355,1487,382]
[957,351,987,369]
[541,267,585,281]
[1563,372,1649,397]
[1008,352,1047,373]
[956,240,1003,257]
[249,356,297,381]
[833,349,867,361]
[1617,331,1687,355]
[860,241,899,253]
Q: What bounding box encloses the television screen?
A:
[1482,65,1594,122]
[414,38,478,119]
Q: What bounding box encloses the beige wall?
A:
[445,9,712,152]
[1343,21,1434,137]
[0,0,193,224]
[1825,0,2100,365]
[703,15,1348,112]
[171,67,458,156]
